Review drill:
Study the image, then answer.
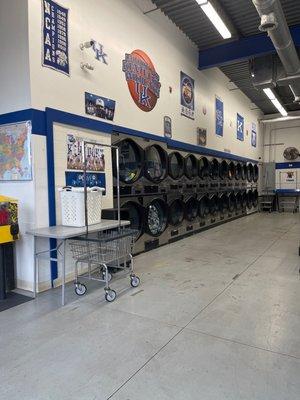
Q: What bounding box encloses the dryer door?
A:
[168,152,184,180]
[247,163,254,182]
[235,163,242,180]
[247,190,254,208]
[228,162,236,180]
[198,157,210,179]
[185,154,198,180]
[229,192,237,212]
[253,164,259,182]
[220,160,228,180]
[210,159,219,180]
[116,139,143,184]
[198,195,210,218]
[185,196,198,221]
[168,199,185,226]
[145,198,168,236]
[121,201,144,239]
[145,145,167,183]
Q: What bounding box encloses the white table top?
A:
[26,220,130,239]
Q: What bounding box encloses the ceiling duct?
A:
[252,0,300,102]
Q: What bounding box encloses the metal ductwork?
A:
[252,0,300,102]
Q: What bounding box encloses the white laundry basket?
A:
[59,186,105,227]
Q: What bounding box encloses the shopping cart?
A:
[69,228,140,302]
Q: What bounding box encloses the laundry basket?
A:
[59,186,105,227]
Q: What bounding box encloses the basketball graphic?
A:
[122,50,161,112]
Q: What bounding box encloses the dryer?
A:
[228,191,237,217]
[198,193,210,227]
[247,163,254,184]
[208,192,219,224]
[209,158,220,191]
[198,156,210,191]
[218,191,230,221]
[166,193,186,242]
[219,160,229,189]
[228,161,236,190]
[184,154,198,192]
[166,151,185,192]
[184,194,199,234]
[235,163,243,190]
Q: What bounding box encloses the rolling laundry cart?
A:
[69,228,140,302]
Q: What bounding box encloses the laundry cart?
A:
[69,228,140,302]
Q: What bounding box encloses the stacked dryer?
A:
[246,163,259,214]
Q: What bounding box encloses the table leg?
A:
[33,236,37,298]
[61,239,66,306]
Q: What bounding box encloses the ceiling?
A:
[151,0,300,114]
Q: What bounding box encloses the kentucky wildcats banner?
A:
[180,72,195,120]
[215,96,224,137]
[236,113,244,141]
[42,0,69,75]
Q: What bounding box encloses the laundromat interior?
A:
[0,0,300,399]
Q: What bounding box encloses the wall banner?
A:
[65,171,106,193]
[215,96,224,137]
[237,113,244,141]
[42,0,69,75]
[164,116,172,138]
[67,134,105,172]
[85,92,116,121]
[122,50,161,112]
[251,122,257,147]
[197,128,207,146]
[180,72,195,119]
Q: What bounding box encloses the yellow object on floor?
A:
[0,195,19,244]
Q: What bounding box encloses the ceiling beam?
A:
[198,24,300,70]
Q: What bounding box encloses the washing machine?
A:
[184,154,198,192]
[235,191,244,215]
[184,194,199,234]
[253,164,259,185]
[208,192,219,224]
[143,194,169,251]
[218,191,230,221]
[235,162,243,190]
[228,161,236,190]
[198,156,210,191]
[198,193,210,227]
[247,163,254,184]
[219,160,229,189]
[166,151,185,192]
[241,163,247,189]
[166,193,186,242]
[228,191,237,217]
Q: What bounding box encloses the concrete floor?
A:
[0,213,300,400]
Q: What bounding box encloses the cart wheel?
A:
[102,270,112,282]
[105,289,116,302]
[74,283,87,296]
[130,275,140,288]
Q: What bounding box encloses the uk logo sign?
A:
[237,113,244,141]
[122,50,161,112]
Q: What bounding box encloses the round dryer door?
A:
[220,193,229,213]
[236,192,242,210]
[121,201,144,239]
[241,164,247,180]
[220,160,229,179]
[247,190,254,208]
[198,195,210,218]
[235,163,242,180]
[253,164,259,182]
[229,192,237,212]
[247,163,254,182]
[198,157,210,179]
[117,139,143,184]
[228,162,236,180]
[168,152,184,180]
[185,154,198,179]
[253,189,258,207]
[210,159,219,180]
[146,198,168,236]
[169,199,185,226]
[209,194,218,216]
[185,196,198,221]
[145,145,167,183]
[242,191,247,209]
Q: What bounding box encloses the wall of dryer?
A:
[108,134,259,254]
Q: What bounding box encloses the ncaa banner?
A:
[180,72,195,120]
[215,96,224,137]
[236,113,244,141]
[42,0,69,75]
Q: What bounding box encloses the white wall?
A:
[0,0,31,114]
[27,0,262,160]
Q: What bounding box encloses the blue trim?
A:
[113,124,166,143]
[198,25,300,70]
[275,189,300,193]
[0,109,46,135]
[276,162,300,169]
[167,139,258,163]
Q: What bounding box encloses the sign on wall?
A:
[65,171,106,192]
[92,41,108,64]
[42,0,69,75]
[236,113,244,141]
[0,121,32,181]
[122,50,161,112]
[197,128,207,146]
[164,116,172,138]
[215,96,224,137]
[180,72,195,120]
[85,92,116,121]
[67,134,105,172]
[251,122,257,147]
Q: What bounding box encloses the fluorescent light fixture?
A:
[263,88,288,116]
[197,1,232,39]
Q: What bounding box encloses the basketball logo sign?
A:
[122,50,161,112]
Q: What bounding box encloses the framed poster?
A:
[0,121,32,181]
[42,0,69,75]
[85,92,116,121]
[180,72,195,120]
[67,134,105,172]
[237,113,244,141]
[197,128,207,146]
[164,116,172,138]
[251,122,257,147]
[215,96,224,137]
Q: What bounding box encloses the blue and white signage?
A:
[215,97,224,137]
[92,41,108,64]
[236,113,244,141]
[42,0,69,75]
[180,72,195,120]
[251,122,257,147]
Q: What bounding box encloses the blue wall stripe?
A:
[276,162,300,169]
[0,108,46,135]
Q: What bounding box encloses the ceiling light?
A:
[263,88,288,116]
[197,1,232,39]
